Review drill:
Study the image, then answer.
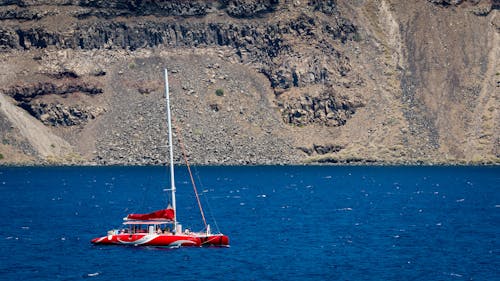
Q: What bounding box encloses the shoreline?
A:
[1,161,499,168]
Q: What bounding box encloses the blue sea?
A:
[0,166,498,280]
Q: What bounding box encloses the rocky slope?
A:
[0,0,498,165]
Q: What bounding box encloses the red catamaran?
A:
[91,69,229,247]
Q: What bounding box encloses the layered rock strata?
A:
[0,0,497,165]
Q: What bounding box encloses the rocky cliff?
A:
[0,0,498,165]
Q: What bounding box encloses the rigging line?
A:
[193,167,221,233]
[171,116,208,229]
[156,145,173,207]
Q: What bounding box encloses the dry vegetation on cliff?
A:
[0,0,498,165]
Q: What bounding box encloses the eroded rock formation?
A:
[0,0,497,165]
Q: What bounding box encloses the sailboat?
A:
[91,69,229,247]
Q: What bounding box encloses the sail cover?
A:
[126,208,175,221]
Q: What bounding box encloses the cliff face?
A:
[0,0,498,165]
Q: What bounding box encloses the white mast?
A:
[164,68,177,233]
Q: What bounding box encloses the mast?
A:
[164,68,177,233]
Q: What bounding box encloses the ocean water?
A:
[0,166,498,280]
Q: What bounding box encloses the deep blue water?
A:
[0,166,498,280]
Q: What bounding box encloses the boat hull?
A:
[91,233,229,247]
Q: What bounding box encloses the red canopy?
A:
[126,208,175,221]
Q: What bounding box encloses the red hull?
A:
[91,233,229,247]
